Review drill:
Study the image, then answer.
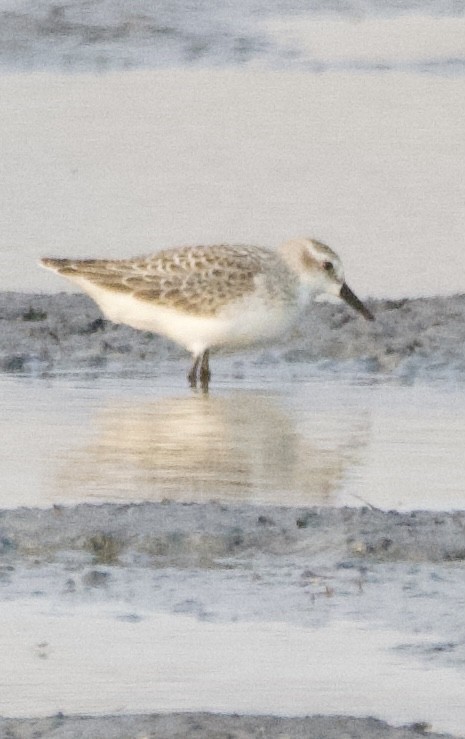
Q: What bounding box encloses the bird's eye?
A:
[323,261,334,272]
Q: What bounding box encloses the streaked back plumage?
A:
[42,243,299,318]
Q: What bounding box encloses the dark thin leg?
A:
[188,355,201,388]
[188,350,211,391]
[199,349,211,392]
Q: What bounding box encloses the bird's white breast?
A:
[73,276,301,356]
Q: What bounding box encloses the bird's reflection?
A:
[56,391,369,506]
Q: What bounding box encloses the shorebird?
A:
[41,238,373,390]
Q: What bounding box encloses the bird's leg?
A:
[188,354,201,388]
[199,349,211,392]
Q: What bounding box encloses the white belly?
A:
[73,278,300,356]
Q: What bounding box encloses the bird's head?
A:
[278,237,374,320]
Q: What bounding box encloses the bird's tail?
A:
[40,257,74,274]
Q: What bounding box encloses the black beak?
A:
[340,282,374,321]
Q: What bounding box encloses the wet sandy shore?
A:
[2,291,465,380]
[0,712,453,738]
[3,500,465,566]
[2,292,465,737]
[1,501,465,737]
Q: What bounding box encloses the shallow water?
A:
[2,371,465,511]
[1,600,464,737]
[3,369,465,735]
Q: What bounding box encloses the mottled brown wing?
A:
[42,245,271,316]
[133,245,267,316]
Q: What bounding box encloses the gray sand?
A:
[2,291,465,381]
[2,292,465,738]
[0,713,453,739]
[3,501,465,566]
[1,501,465,738]
[1,0,453,74]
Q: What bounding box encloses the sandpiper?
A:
[41,238,373,390]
